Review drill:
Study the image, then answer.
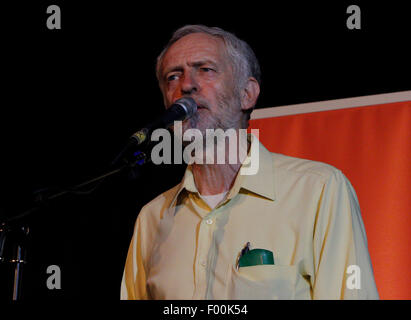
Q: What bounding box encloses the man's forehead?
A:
[161,33,227,70]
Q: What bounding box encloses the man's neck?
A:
[191,138,250,196]
[192,162,242,196]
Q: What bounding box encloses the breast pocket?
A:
[226,264,299,300]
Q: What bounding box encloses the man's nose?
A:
[180,72,199,95]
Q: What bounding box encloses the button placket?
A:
[193,215,215,298]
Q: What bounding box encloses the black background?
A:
[0,1,409,301]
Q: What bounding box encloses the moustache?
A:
[188,97,210,111]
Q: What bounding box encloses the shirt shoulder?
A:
[271,152,342,183]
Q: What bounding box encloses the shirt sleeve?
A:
[311,169,379,299]
[120,215,149,300]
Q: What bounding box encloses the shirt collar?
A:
[169,132,276,208]
[240,133,276,201]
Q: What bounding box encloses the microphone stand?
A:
[0,147,150,300]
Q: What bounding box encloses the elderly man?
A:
[120,25,379,299]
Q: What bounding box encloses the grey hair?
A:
[156,25,261,92]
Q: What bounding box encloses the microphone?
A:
[111,97,197,166]
[130,97,197,146]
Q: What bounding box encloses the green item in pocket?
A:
[238,249,274,268]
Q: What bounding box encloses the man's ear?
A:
[241,77,260,112]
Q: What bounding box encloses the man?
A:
[121,25,379,299]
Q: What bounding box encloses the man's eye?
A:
[167,74,179,82]
[200,67,214,72]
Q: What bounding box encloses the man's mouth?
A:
[196,106,209,116]
[195,105,206,115]
[197,104,208,111]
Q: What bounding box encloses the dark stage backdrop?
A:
[0,1,409,300]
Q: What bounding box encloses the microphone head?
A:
[173,97,198,119]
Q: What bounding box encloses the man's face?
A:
[159,33,243,135]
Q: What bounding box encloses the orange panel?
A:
[249,101,411,299]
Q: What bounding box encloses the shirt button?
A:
[200,261,206,267]
[206,219,213,225]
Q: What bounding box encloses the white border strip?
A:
[251,91,411,120]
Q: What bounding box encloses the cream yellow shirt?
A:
[120,135,379,300]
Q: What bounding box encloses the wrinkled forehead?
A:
[160,33,229,75]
